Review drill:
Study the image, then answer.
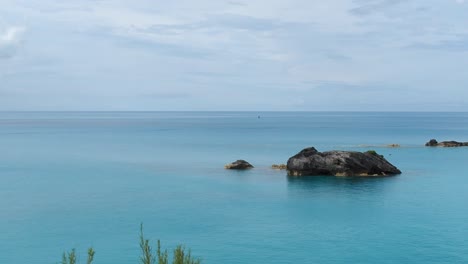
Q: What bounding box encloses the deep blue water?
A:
[1,112,468,264]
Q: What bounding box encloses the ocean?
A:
[1,112,467,264]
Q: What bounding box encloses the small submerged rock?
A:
[224,160,254,170]
[425,139,468,147]
[271,164,287,170]
[286,147,401,177]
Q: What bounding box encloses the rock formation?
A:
[224,160,254,170]
[271,164,287,170]
[287,147,401,177]
[425,139,468,147]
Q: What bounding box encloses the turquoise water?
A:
[1,112,468,264]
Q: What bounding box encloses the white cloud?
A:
[0,1,468,110]
[0,26,26,59]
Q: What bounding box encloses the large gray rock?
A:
[425,139,468,147]
[225,160,254,170]
[287,147,401,177]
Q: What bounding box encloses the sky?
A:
[0,0,467,111]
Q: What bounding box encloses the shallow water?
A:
[1,112,467,263]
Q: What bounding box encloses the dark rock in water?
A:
[286,147,401,177]
[437,141,468,147]
[225,160,254,170]
[425,139,468,147]
[425,139,439,146]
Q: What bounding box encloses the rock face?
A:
[425,139,468,147]
[286,147,401,177]
[425,139,439,146]
[225,160,254,170]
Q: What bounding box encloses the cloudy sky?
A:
[0,0,467,111]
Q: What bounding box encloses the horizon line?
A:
[0,110,467,113]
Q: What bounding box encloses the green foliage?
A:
[140,224,201,264]
[61,248,94,264]
[60,225,201,264]
[87,248,95,264]
[366,150,384,158]
[69,250,77,264]
[173,245,201,264]
[157,239,169,264]
[140,224,156,264]
[62,252,68,264]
